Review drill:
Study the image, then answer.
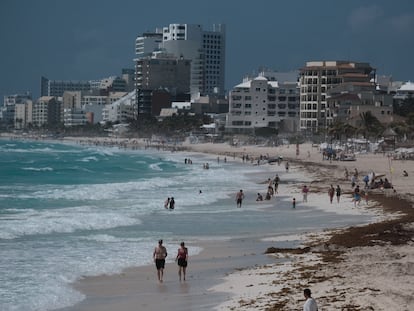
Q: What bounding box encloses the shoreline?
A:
[3,135,414,310]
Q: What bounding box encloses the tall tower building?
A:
[134,23,226,99]
[299,61,375,133]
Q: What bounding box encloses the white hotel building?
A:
[225,71,300,134]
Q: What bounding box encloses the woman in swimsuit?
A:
[175,242,188,281]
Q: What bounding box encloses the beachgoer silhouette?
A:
[153,239,167,282]
[236,189,244,208]
[175,242,188,281]
[164,197,170,209]
[169,197,175,209]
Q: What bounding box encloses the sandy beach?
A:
[3,134,412,310]
[52,138,413,311]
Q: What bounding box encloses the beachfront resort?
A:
[2,20,414,311]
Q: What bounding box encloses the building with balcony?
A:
[135,52,191,116]
[1,92,32,127]
[299,61,376,133]
[225,71,300,134]
[32,96,61,127]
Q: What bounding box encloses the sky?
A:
[1,0,414,101]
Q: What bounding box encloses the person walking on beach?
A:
[303,288,318,311]
[353,185,361,207]
[292,197,296,209]
[328,185,335,204]
[236,189,245,208]
[175,242,188,281]
[302,185,309,202]
[336,185,341,203]
[273,174,280,193]
[153,239,168,282]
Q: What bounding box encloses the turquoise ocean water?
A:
[0,139,373,311]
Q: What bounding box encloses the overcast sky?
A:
[1,0,413,101]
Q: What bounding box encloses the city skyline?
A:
[1,0,414,101]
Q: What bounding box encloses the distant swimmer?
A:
[164,197,170,209]
[169,197,175,210]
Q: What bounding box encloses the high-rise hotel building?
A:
[299,61,375,133]
[134,23,226,98]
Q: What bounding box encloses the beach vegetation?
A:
[358,111,384,140]
[393,97,414,116]
[128,114,212,137]
[328,121,357,143]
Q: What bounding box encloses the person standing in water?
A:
[175,242,188,281]
[169,197,175,210]
[235,189,244,208]
[164,197,170,209]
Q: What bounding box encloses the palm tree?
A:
[328,121,357,144]
[359,111,384,140]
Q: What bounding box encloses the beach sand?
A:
[9,135,412,311]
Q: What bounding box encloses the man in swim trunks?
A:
[236,189,244,208]
[153,239,168,282]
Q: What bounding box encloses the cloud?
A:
[348,5,384,32]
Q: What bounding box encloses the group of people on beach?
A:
[256,174,281,203]
[153,239,188,283]
[328,184,341,204]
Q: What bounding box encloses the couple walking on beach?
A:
[153,239,188,282]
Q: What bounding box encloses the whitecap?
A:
[21,167,54,172]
